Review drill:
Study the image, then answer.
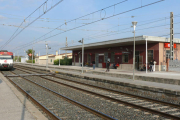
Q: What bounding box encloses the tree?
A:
[26,49,35,60]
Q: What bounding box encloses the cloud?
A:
[0,39,3,42]
[0,15,7,19]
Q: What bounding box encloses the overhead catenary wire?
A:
[16,24,174,56]
[25,28,173,56]
[86,22,180,41]
[11,0,165,51]
[12,20,177,54]
[18,29,180,56]
[11,0,128,51]
[0,11,175,22]
[2,13,179,36]
[83,16,173,40]
[0,23,121,32]
[0,0,64,50]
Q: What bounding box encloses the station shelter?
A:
[62,36,180,71]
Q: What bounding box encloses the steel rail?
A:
[8,70,116,120]
[39,75,180,120]
[51,75,180,108]
[13,65,180,120]
[15,65,180,109]
[0,72,61,120]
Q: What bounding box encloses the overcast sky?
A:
[0,0,180,56]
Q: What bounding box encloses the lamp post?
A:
[14,53,15,62]
[146,38,147,73]
[39,51,40,64]
[78,38,84,74]
[59,48,60,66]
[132,21,137,80]
[24,50,25,58]
[46,44,51,69]
[32,47,33,66]
[18,50,19,62]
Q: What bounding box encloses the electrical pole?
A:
[14,53,15,62]
[82,38,84,74]
[24,50,25,58]
[46,44,48,69]
[32,47,33,65]
[39,51,40,64]
[46,44,51,69]
[59,48,60,66]
[18,50,19,62]
[66,37,68,57]
[170,12,174,60]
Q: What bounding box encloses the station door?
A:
[95,53,99,67]
[104,52,108,63]
[87,54,91,66]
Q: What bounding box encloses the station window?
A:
[51,59,52,62]
[122,54,128,63]
[148,50,153,62]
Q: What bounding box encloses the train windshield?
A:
[0,55,12,59]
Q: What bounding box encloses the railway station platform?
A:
[15,63,180,96]
[0,71,47,120]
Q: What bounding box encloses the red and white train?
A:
[0,50,13,70]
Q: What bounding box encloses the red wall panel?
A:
[73,43,160,65]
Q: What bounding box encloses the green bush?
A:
[54,58,72,65]
[26,60,35,63]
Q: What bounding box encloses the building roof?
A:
[37,53,71,57]
[61,35,180,51]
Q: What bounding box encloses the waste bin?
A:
[102,63,106,68]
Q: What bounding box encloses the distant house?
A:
[35,51,72,65]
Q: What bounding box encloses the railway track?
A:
[1,70,116,120]
[11,65,180,119]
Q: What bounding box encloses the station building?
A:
[62,35,180,71]
[35,51,72,65]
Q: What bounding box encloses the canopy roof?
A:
[61,35,180,51]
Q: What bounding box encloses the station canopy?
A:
[61,35,180,51]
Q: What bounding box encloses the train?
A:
[0,50,13,70]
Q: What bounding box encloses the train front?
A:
[0,51,13,70]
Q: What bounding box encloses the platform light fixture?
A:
[46,43,51,69]
[78,38,84,74]
[59,48,60,66]
[132,21,137,80]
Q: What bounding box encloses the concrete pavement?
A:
[0,72,48,120]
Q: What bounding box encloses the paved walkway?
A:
[0,74,35,120]
[16,63,180,95]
